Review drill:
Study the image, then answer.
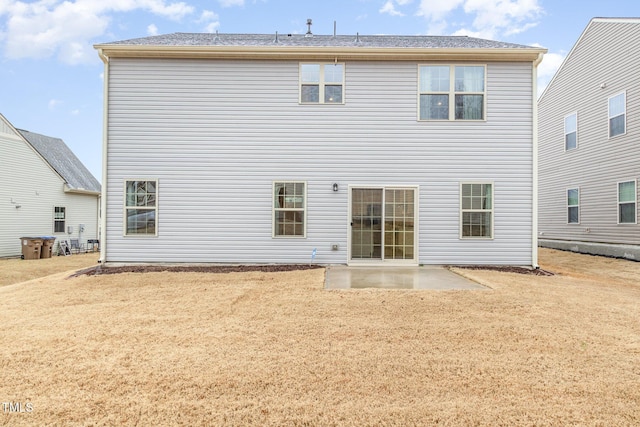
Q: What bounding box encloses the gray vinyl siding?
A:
[105,58,534,265]
[539,20,640,246]
[0,121,100,257]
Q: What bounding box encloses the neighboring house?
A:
[0,113,101,257]
[94,31,545,266]
[538,18,640,260]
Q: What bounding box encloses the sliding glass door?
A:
[350,187,416,262]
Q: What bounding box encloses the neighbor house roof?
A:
[18,129,101,194]
[95,32,546,63]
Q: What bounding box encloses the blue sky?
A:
[1,0,639,182]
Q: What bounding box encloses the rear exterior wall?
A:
[104,58,535,265]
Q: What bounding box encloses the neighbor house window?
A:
[300,63,344,104]
[618,180,636,224]
[567,188,579,223]
[460,183,493,238]
[54,206,66,233]
[273,182,306,237]
[125,180,157,235]
[609,92,626,137]
[420,65,485,120]
[565,112,577,150]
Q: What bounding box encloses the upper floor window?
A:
[609,92,626,138]
[300,63,344,104]
[54,206,66,233]
[618,180,636,224]
[564,113,577,151]
[460,183,493,238]
[125,180,157,236]
[567,188,579,224]
[273,182,306,237]
[419,65,485,121]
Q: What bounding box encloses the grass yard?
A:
[1,249,639,426]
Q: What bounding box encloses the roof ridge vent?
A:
[305,19,313,37]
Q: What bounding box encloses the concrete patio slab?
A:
[325,265,487,290]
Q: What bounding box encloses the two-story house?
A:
[539,18,640,260]
[94,31,545,266]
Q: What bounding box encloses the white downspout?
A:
[531,52,544,268]
[97,48,109,264]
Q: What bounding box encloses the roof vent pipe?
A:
[334,21,337,37]
[355,32,360,43]
[274,31,279,43]
[305,19,313,37]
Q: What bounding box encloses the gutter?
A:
[63,184,101,196]
[93,44,547,63]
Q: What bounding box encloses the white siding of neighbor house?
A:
[539,19,640,246]
[104,58,535,265]
[0,118,100,257]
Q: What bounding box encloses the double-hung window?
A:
[567,188,579,224]
[300,63,344,104]
[609,92,626,137]
[618,180,636,224]
[460,183,493,238]
[273,182,306,237]
[564,113,577,150]
[54,206,66,233]
[420,65,485,120]
[125,180,157,235]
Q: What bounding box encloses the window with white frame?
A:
[54,206,66,233]
[273,182,306,237]
[564,112,577,150]
[567,188,579,224]
[618,180,636,224]
[125,180,157,235]
[300,63,344,104]
[609,92,626,137]
[460,183,493,238]
[420,65,485,121]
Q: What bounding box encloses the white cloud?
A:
[218,0,244,7]
[48,99,62,110]
[0,0,195,64]
[147,24,159,36]
[198,10,219,33]
[417,0,541,39]
[380,1,405,17]
[537,51,565,97]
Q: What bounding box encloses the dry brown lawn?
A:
[0,253,100,287]
[1,249,639,426]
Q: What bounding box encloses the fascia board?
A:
[95,44,547,63]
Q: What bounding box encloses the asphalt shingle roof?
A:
[18,129,101,193]
[101,32,537,50]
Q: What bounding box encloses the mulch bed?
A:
[455,265,554,276]
[72,264,553,277]
[72,264,325,277]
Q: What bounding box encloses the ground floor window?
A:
[567,188,579,223]
[125,180,157,235]
[618,180,636,224]
[273,182,306,237]
[54,206,66,233]
[460,183,493,238]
